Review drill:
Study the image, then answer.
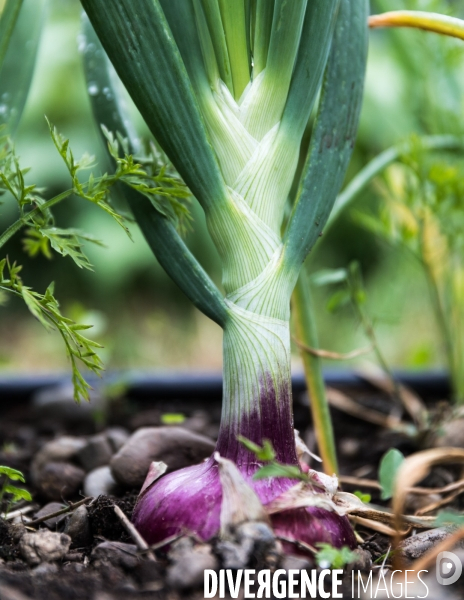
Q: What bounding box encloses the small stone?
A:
[19,530,71,566]
[110,427,215,488]
[105,428,129,453]
[32,562,59,575]
[34,462,85,500]
[129,410,161,430]
[167,537,218,589]
[33,503,67,530]
[215,540,250,570]
[182,411,210,435]
[64,506,91,548]
[404,492,441,514]
[64,552,85,562]
[77,434,114,472]
[282,554,312,572]
[217,522,279,569]
[32,436,86,475]
[348,548,372,571]
[0,583,32,600]
[399,527,461,562]
[434,418,464,448]
[84,466,119,497]
[91,541,139,570]
[63,561,86,574]
[339,438,361,458]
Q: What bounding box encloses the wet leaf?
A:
[379,448,405,501]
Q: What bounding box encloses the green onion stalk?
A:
[81,0,368,550]
[295,9,464,470]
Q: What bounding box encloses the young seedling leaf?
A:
[353,490,372,504]
[434,511,464,528]
[0,466,26,482]
[315,543,358,569]
[237,436,276,462]
[379,448,405,501]
[253,463,306,482]
[3,485,32,502]
[161,413,186,425]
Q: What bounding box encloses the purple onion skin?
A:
[132,456,357,551]
[133,378,356,550]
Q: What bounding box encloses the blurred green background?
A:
[1,0,463,376]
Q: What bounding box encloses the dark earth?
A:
[1,377,463,599]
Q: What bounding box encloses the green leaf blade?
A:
[81,0,226,210]
[379,448,405,501]
[283,0,369,274]
[0,0,46,135]
[3,485,32,502]
[82,17,229,328]
[0,465,26,482]
[281,0,340,138]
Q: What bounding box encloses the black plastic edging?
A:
[0,370,450,403]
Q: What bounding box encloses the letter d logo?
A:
[436,551,462,586]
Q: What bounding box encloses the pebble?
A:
[339,437,362,458]
[182,411,210,434]
[105,427,129,452]
[281,554,312,572]
[399,527,460,561]
[404,491,441,513]
[0,583,32,600]
[110,427,215,487]
[129,410,161,430]
[32,562,59,575]
[33,503,67,530]
[33,461,85,500]
[91,541,139,570]
[32,436,86,477]
[84,465,119,497]
[434,417,464,448]
[64,506,91,548]
[19,530,71,566]
[216,521,279,569]
[349,548,372,571]
[77,434,114,472]
[167,537,218,589]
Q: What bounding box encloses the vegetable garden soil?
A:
[0,377,462,599]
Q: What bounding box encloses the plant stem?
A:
[0,189,74,249]
[292,269,338,476]
[369,11,464,42]
[421,258,459,403]
[216,301,298,470]
[330,135,464,228]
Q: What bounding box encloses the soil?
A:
[0,378,462,599]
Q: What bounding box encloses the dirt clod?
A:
[19,531,71,566]
[167,537,218,590]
